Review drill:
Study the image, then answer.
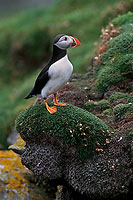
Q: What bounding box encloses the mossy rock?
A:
[98,99,110,110]
[16,104,110,161]
[84,99,110,112]
[113,103,133,121]
[94,54,133,94]
[84,101,97,111]
[103,108,113,115]
[109,92,133,103]
[94,13,133,94]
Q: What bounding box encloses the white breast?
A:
[41,55,73,98]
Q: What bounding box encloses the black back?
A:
[25,45,66,99]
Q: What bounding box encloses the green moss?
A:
[112,12,133,27]
[94,13,133,94]
[98,100,110,110]
[84,101,97,111]
[128,132,133,136]
[95,52,133,94]
[103,109,113,115]
[113,103,133,121]
[109,92,133,103]
[84,99,110,112]
[16,104,110,161]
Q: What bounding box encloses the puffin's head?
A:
[53,34,81,50]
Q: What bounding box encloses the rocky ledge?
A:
[14,103,133,200]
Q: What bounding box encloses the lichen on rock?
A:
[0,150,51,200]
[8,134,26,154]
[16,104,110,161]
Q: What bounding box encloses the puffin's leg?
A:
[44,99,57,114]
[54,94,66,106]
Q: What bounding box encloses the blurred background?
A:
[0,0,133,149]
[0,0,57,17]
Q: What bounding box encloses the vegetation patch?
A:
[16,104,110,161]
[109,92,133,103]
[84,101,98,112]
[84,99,110,112]
[98,99,110,110]
[94,12,133,94]
[103,109,113,115]
[113,103,133,121]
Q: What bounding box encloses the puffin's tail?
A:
[25,94,32,99]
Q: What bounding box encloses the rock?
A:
[113,103,133,121]
[55,82,88,108]
[0,150,52,200]
[19,130,132,200]
[8,134,26,154]
[87,91,103,101]
[13,103,133,199]
[116,114,133,135]
[63,134,133,200]
[16,104,110,161]
[84,99,110,113]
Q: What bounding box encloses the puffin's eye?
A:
[64,37,67,41]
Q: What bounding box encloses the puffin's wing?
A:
[25,65,50,99]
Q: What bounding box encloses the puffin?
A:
[25,34,81,114]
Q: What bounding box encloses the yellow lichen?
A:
[8,134,26,151]
[0,150,27,198]
[0,150,48,200]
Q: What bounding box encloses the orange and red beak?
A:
[70,36,81,48]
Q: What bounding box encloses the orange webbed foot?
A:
[54,102,66,106]
[44,99,57,114]
[54,94,66,107]
[47,106,57,114]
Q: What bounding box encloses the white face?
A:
[54,35,74,50]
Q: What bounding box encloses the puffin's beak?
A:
[70,36,81,48]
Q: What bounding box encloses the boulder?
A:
[0,150,53,200]
[14,104,133,199]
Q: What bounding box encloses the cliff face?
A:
[9,12,133,199]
